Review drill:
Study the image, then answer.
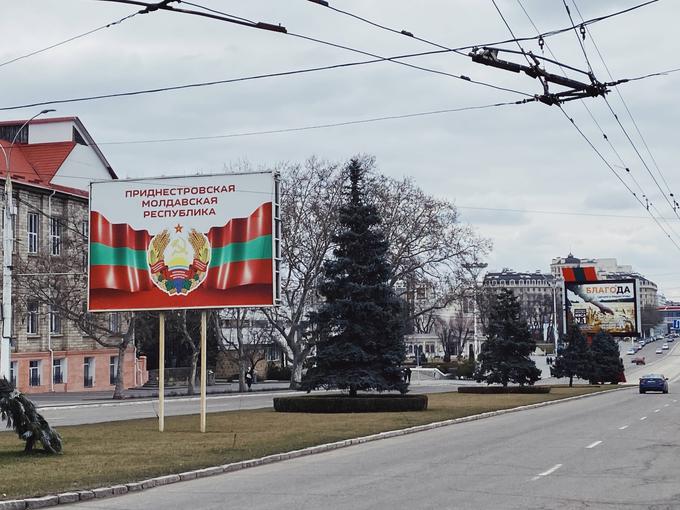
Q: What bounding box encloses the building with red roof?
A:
[1,116,147,394]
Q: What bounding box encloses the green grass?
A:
[0,386,615,500]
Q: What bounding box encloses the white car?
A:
[662,343,669,350]
[656,348,663,354]
[626,348,636,355]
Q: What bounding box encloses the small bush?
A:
[266,364,292,381]
[273,394,428,413]
[456,359,476,379]
[458,386,550,394]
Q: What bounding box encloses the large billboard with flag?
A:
[564,279,640,337]
[88,172,279,312]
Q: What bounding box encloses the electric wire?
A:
[561,0,594,76]
[0,10,141,69]
[572,0,678,206]
[557,104,680,253]
[0,0,663,111]
[96,99,533,145]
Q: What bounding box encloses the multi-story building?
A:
[482,268,562,343]
[551,254,657,308]
[1,116,147,393]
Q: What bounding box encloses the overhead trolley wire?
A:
[557,105,680,253]
[0,9,141,69]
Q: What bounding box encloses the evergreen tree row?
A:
[551,326,624,387]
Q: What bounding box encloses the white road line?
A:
[618,425,629,430]
[531,464,562,481]
[654,409,661,413]
[586,441,602,449]
[640,416,648,421]
[674,400,678,403]
[664,404,670,407]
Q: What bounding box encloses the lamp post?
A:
[463,262,488,358]
[1,109,55,381]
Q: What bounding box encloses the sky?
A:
[3,0,680,298]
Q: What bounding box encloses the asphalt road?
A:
[62,380,680,509]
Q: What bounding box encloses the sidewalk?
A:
[28,381,292,407]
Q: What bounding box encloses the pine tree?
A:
[475,289,540,387]
[551,323,592,387]
[589,332,624,384]
[301,158,407,396]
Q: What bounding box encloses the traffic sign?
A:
[673,319,680,329]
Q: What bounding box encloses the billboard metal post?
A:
[159,312,165,433]
[200,310,207,433]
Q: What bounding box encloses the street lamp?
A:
[463,262,488,358]
[1,109,56,381]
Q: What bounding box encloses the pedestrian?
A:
[245,368,253,391]
[405,366,412,383]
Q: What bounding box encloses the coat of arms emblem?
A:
[147,226,211,296]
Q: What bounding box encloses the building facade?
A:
[483,268,561,345]
[1,116,147,393]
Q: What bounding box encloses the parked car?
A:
[639,374,669,394]
[656,348,663,354]
[632,356,646,365]
[626,348,636,355]
[662,343,669,350]
[639,340,646,347]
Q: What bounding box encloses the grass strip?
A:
[0,386,614,500]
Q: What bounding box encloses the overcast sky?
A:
[4,0,680,298]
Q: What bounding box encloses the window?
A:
[27,212,39,253]
[53,358,65,384]
[265,345,280,362]
[109,356,118,385]
[83,357,94,388]
[49,305,62,334]
[9,361,16,387]
[29,360,41,387]
[26,301,39,334]
[109,313,121,334]
[50,217,62,255]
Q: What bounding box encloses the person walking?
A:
[245,368,253,391]
[404,366,412,383]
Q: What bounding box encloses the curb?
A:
[0,386,630,509]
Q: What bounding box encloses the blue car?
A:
[639,374,669,394]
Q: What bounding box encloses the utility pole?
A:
[463,262,488,357]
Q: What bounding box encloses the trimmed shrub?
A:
[273,394,428,413]
[458,386,551,394]
[266,364,292,381]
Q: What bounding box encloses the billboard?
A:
[88,171,279,311]
[564,279,640,337]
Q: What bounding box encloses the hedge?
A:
[458,386,551,394]
[273,394,428,413]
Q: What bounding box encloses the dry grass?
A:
[0,386,613,500]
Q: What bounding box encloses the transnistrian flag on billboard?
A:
[88,172,278,311]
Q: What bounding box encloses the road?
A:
[63,379,680,509]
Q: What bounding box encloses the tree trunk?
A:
[112,338,129,400]
[349,386,357,397]
[188,351,199,395]
[290,352,303,390]
[569,375,574,388]
[238,344,247,392]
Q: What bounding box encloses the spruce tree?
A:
[551,323,592,387]
[301,159,407,396]
[475,289,540,387]
[589,332,624,384]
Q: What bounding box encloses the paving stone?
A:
[179,471,198,481]
[24,496,58,509]
[111,486,128,496]
[56,493,79,504]
[92,487,113,499]
[126,483,144,492]
[78,491,95,501]
[153,475,180,486]
[0,500,27,510]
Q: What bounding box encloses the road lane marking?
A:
[531,464,562,481]
[618,425,629,430]
[664,404,670,407]
[674,400,678,403]
[586,441,602,449]
[654,409,661,413]
[640,416,647,421]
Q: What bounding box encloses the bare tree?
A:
[262,158,346,388]
[435,308,473,362]
[371,174,492,330]
[14,208,135,399]
[214,308,272,392]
